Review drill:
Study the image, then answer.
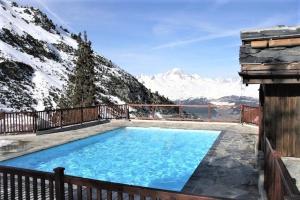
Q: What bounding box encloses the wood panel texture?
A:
[263,84,300,157]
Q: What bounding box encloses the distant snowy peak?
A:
[137,68,259,100]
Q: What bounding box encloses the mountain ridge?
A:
[0,1,172,111]
[137,68,259,101]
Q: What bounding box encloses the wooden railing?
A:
[0,103,259,134]
[128,104,242,123]
[0,104,128,134]
[240,105,260,125]
[0,165,223,200]
[264,138,300,200]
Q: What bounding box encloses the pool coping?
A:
[0,120,259,199]
[0,120,235,162]
[0,121,129,162]
[181,130,225,189]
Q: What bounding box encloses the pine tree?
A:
[59,31,96,108]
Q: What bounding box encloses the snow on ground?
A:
[0,39,71,110]
[101,94,126,105]
[241,25,300,33]
[210,101,235,106]
[137,68,259,100]
[0,0,77,48]
[0,140,14,147]
[0,1,78,110]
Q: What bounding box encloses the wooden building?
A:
[239,25,300,157]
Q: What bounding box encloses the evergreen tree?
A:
[59,31,96,108]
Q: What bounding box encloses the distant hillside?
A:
[0,1,172,111]
[176,96,258,107]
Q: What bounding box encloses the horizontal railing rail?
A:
[0,165,56,200]
[0,104,128,134]
[128,104,245,123]
[0,103,259,134]
[0,165,225,200]
[264,138,300,200]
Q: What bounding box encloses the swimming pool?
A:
[0,127,220,191]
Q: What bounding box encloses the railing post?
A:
[179,105,182,119]
[240,105,244,124]
[54,167,65,200]
[258,106,264,150]
[97,105,101,120]
[208,104,211,122]
[60,110,63,128]
[126,105,130,120]
[3,112,6,134]
[33,112,37,133]
[81,107,83,124]
[152,106,155,119]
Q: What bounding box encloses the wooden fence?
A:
[240,105,260,125]
[264,138,300,200]
[0,104,128,134]
[0,104,259,134]
[0,165,223,200]
[128,104,242,123]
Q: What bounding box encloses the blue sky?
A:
[16,0,300,77]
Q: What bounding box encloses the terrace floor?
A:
[282,157,300,191]
[0,120,259,199]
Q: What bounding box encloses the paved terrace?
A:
[282,157,300,191]
[0,120,259,199]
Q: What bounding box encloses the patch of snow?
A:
[0,140,14,147]
[210,101,235,106]
[241,25,300,33]
[101,94,126,105]
[0,1,77,48]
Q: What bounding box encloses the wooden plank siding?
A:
[263,84,300,157]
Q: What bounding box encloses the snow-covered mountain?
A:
[137,68,259,101]
[0,1,171,111]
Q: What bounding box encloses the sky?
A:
[15,0,300,77]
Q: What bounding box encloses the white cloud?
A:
[152,29,238,49]
[152,14,294,50]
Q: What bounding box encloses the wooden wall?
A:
[262,84,300,157]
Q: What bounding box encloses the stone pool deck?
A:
[282,157,300,191]
[0,120,259,199]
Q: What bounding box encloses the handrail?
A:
[0,104,259,134]
[0,104,129,134]
[264,138,300,199]
[64,173,223,200]
[0,165,225,200]
[128,104,236,108]
[128,104,245,123]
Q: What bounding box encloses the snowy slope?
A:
[0,1,171,111]
[137,68,259,100]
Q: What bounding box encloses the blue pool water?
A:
[1,127,220,191]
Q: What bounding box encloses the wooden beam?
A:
[241,63,300,71]
[240,70,300,76]
[269,38,300,47]
[243,78,300,84]
[251,40,268,48]
[250,37,300,48]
